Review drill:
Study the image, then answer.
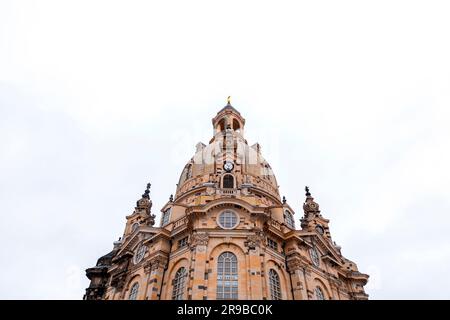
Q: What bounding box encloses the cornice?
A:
[175,183,207,201]
[247,185,281,204]
[142,229,171,245]
[346,271,369,285]
[264,246,286,261]
[186,197,267,215]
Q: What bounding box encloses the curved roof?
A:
[175,104,279,201]
[217,103,241,115]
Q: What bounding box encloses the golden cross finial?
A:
[227,96,231,104]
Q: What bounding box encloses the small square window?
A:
[267,238,278,251]
[178,237,188,249]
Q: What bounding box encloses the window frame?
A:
[267,238,278,251]
[171,267,187,300]
[161,208,172,227]
[128,282,139,300]
[133,244,146,264]
[315,225,324,235]
[216,252,239,300]
[315,286,325,300]
[217,210,239,229]
[222,174,235,189]
[268,269,282,300]
[284,210,295,229]
[310,246,320,267]
[131,222,139,233]
[178,236,188,249]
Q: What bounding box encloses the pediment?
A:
[295,232,343,266]
[312,234,343,265]
[191,197,266,215]
[116,229,157,257]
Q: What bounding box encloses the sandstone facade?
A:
[84,100,369,300]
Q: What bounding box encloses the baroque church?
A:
[84,99,369,300]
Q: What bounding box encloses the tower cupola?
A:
[212,96,246,136]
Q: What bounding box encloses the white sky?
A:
[1,0,450,299]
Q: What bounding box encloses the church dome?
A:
[175,100,280,205]
[85,97,370,301]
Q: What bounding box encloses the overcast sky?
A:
[1,0,450,299]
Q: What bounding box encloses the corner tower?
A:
[84,98,369,300]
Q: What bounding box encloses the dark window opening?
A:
[223,175,234,188]
[233,119,241,131]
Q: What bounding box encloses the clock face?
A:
[223,161,234,172]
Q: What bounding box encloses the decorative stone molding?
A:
[328,277,342,290]
[244,230,265,250]
[136,197,152,211]
[223,236,232,244]
[287,259,302,273]
[84,286,106,300]
[144,255,169,274]
[303,198,319,214]
[244,235,260,250]
[190,232,209,249]
[143,261,152,274]
[84,265,110,300]
[146,214,156,227]
[286,252,310,273]
[84,104,370,300]
[110,273,127,290]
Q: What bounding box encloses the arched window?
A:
[131,222,139,233]
[315,286,325,300]
[161,208,171,227]
[284,210,295,229]
[133,244,146,264]
[172,267,187,300]
[223,175,234,188]
[217,119,225,132]
[129,282,139,300]
[310,247,320,267]
[315,225,324,235]
[217,252,238,299]
[268,269,282,300]
[233,119,241,131]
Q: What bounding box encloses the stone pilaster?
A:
[245,232,265,299]
[144,254,168,300]
[189,232,209,300]
[286,252,309,300]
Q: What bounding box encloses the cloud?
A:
[1,0,450,299]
